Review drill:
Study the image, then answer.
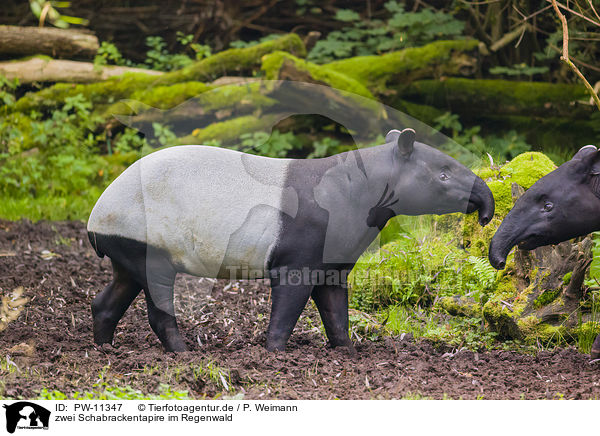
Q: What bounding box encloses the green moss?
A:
[461,152,557,257]
[327,39,479,91]
[439,296,480,317]
[562,271,572,285]
[12,34,305,115]
[482,299,522,340]
[13,72,159,114]
[179,114,280,145]
[261,51,375,101]
[517,316,568,345]
[499,152,556,189]
[106,81,275,120]
[533,289,561,309]
[397,78,590,118]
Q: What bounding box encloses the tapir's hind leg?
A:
[142,248,188,352]
[92,260,141,345]
[311,285,354,350]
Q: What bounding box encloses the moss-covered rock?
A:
[462,152,556,258]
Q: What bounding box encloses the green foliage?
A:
[38,383,190,400]
[434,112,532,161]
[382,305,498,350]
[145,36,195,71]
[577,292,600,354]
[349,217,497,312]
[94,41,133,67]
[112,128,148,154]
[0,93,148,220]
[151,122,178,147]
[308,1,465,63]
[239,130,303,158]
[309,137,341,158]
[0,76,19,108]
[29,0,89,28]
[94,34,212,72]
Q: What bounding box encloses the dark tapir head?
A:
[384,129,495,227]
[489,145,600,269]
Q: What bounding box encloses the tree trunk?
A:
[0,57,162,84]
[0,26,99,59]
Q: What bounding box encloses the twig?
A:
[589,0,600,23]
[547,0,600,27]
[551,0,600,111]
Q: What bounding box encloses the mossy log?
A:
[11,33,306,115]
[395,78,592,119]
[0,57,163,84]
[0,26,99,59]
[326,39,480,92]
[178,114,282,145]
[108,82,277,139]
[152,33,306,85]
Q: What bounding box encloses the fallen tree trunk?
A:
[395,78,593,119]
[0,57,163,84]
[326,39,480,92]
[12,33,306,114]
[0,25,99,59]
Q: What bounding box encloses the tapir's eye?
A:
[543,201,554,212]
[439,171,450,181]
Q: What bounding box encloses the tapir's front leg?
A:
[265,280,313,351]
[311,285,353,350]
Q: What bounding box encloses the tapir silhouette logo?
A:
[3,402,50,433]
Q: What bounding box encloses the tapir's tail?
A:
[87,231,105,258]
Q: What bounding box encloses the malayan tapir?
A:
[488,145,600,358]
[87,128,495,352]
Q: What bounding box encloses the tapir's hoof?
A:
[264,337,287,352]
[591,347,600,360]
[164,341,189,353]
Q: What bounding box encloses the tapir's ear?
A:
[387,128,415,158]
[572,145,598,161]
[574,145,600,175]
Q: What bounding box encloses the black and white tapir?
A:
[87,128,495,352]
[489,145,600,358]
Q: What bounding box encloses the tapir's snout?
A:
[468,176,495,227]
[488,237,507,270]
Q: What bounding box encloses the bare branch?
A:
[551,0,600,111]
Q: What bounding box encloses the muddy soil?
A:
[1,219,600,400]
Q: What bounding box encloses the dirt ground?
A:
[1,219,600,400]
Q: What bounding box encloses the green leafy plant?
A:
[309,136,341,158]
[239,130,302,158]
[308,1,465,63]
[0,76,18,108]
[145,36,195,71]
[29,0,89,28]
[94,41,133,67]
[433,112,532,161]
